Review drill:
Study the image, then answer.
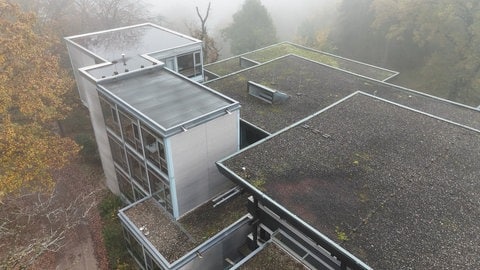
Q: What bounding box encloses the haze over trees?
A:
[222,0,277,55]
[329,0,480,106]
[16,0,152,36]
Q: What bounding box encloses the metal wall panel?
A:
[170,111,239,217]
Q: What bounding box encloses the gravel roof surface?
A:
[204,43,397,80]
[222,93,480,269]
[240,242,308,270]
[205,55,480,133]
[123,195,247,263]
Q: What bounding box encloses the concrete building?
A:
[66,24,480,269]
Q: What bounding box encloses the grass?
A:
[335,226,349,242]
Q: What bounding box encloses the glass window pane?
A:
[127,151,149,192]
[148,169,172,215]
[116,169,134,202]
[108,135,128,171]
[119,110,143,153]
[142,125,168,175]
[177,53,195,77]
[99,95,121,135]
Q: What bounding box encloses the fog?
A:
[147,0,338,41]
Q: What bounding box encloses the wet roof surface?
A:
[221,93,480,269]
[206,55,480,133]
[204,43,397,81]
[123,195,247,263]
[69,24,198,63]
[99,68,235,130]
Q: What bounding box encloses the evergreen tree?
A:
[222,0,277,55]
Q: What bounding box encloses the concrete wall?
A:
[81,75,120,194]
[65,43,97,106]
[67,42,119,195]
[169,110,239,218]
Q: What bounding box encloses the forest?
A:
[0,0,479,268]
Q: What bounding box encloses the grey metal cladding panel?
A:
[102,70,232,129]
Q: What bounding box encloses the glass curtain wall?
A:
[99,93,173,214]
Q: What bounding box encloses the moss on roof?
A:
[206,55,480,134]
[205,43,397,81]
[222,93,480,269]
[123,194,247,263]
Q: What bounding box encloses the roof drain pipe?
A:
[212,186,243,207]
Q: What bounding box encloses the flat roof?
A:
[98,68,239,135]
[220,93,480,269]
[205,55,480,133]
[204,42,398,81]
[121,194,247,264]
[66,24,201,79]
[67,23,199,64]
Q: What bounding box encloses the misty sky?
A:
[147,0,338,41]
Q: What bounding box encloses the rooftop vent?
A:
[248,81,290,104]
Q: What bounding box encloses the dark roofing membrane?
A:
[206,55,480,133]
[99,68,237,131]
[221,93,480,269]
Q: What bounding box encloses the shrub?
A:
[75,133,100,164]
[99,193,135,269]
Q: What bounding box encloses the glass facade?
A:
[122,225,165,270]
[177,51,202,78]
[119,109,143,154]
[162,51,202,79]
[99,95,121,135]
[100,94,172,214]
[142,125,168,175]
[148,169,172,214]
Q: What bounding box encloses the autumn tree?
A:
[0,1,78,200]
[222,0,277,55]
[296,17,334,51]
[16,0,152,36]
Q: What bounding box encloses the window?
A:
[177,51,202,78]
[99,95,121,135]
[194,52,202,76]
[108,135,128,171]
[123,227,144,264]
[142,125,168,175]
[116,169,134,203]
[119,109,143,154]
[127,150,149,192]
[145,246,164,270]
[148,169,172,214]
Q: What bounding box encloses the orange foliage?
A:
[0,1,79,199]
